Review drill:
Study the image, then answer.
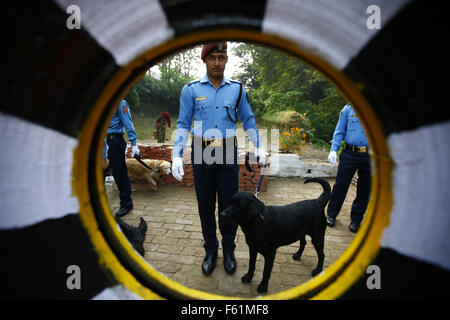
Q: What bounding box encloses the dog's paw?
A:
[257,283,268,294]
[292,252,302,261]
[241,273,253,284]
[312,268,322,277]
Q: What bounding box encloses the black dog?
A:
[116,217,148,256]
[220,178,331,293]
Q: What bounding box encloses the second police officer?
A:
[106,99,140,218]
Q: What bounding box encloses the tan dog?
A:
[126,158,171,191]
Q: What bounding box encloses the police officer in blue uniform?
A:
[326,104,371,233]
[102,138,110,178]
[172,42,265,276]
[107,99,140,217]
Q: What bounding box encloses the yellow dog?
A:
[126,158,171,191]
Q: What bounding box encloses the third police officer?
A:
[326,103,371,233]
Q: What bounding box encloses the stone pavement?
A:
[106,177,357,297]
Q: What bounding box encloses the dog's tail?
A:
[304,178,331,206]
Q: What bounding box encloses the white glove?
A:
[255,147,266,166]
[328,151,337,166]
[131,145,140,157]
[172,156,184,181]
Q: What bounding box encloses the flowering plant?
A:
[279,127,307,156]
[153,112,171,143]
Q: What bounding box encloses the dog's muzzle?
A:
[219,209,227,218]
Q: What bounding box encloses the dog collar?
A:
[259,207,272,221]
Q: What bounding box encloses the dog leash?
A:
[244,152,268,198]
[255,164,269,198]
[133,154,160,173]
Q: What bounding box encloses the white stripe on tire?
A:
[382,121,450,271]
[54,0,174,66]
[0,113,79,230]
[92,285,144,300]
[263,0,409,70]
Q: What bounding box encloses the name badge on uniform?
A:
[196,96,207,101]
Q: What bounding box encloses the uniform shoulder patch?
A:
[119,101,129,114]
[187,79,200,86]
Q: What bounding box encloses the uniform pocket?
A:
[223,100,237,122]
[347,116,360,132]
[349,115,360,123]
[193,101,208,121]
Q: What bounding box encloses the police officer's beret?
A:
[201,42,227,61]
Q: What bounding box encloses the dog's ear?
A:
[138,217,148,236]
[223,193,247,222]
[246,195,265,222]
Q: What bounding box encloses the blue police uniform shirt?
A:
[330,104,368,152]
[107,99,138,146]
[173,75,260,157]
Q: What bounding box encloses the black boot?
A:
[201,252,218,276]
[115,205,133,217]
[223,252,236,275]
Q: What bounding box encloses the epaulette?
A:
[229,79,241,84]
[186,79,200,86]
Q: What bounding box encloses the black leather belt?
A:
[107,133,123,139]
[192,136,237,148]
[345,144,368,153]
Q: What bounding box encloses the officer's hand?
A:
[172,156,184,181]
[255,147,266,166]
[131,145,140,157]
[102,158,109,170]
[328,151,337,166]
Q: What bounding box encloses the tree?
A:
[125,48,198,117]
[159,46,201,80]
[306,87,346,147]
[232,43,346,147]
[125,87,140,111]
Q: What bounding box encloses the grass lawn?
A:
[132,114,175,143]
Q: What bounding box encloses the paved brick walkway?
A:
[106,177,357,297]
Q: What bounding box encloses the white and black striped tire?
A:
[1,0,449,299]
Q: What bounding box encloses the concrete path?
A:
[106,177,357,298]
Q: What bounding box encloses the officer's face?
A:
[205,52,228,78]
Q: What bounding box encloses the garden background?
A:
[124,43,346,151]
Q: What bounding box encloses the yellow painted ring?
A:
[73,28,392,299]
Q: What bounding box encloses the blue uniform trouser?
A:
[107,134,133,209]
[192,143,239,255]
[327,149,371,225]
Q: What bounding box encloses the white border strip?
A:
[0,113,79,230]
[54,0,174,66]
[263,0,409,70]
[381,121,450,271]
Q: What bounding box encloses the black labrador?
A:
[116,217,148,256]
[220,178,331,294]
